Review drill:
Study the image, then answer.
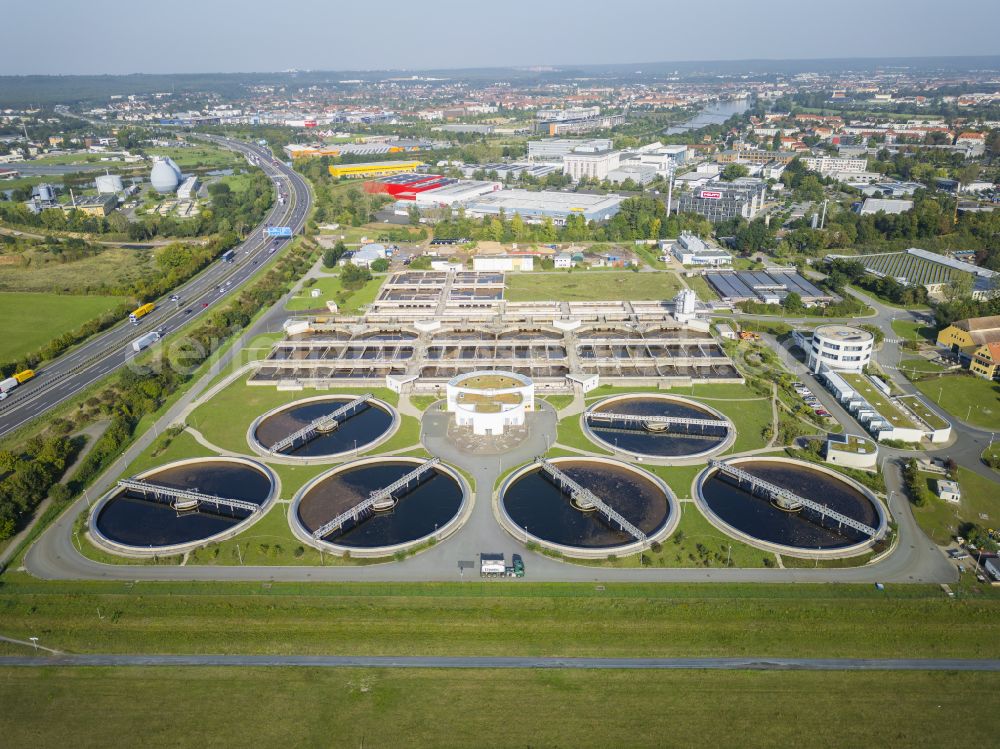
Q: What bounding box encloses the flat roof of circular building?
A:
[814,324,875,343]
[448,370,532,390]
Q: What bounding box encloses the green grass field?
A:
[892,319,936,343]
[685,274,717,301]
[1,578,998,658]
[2,667,997,748]
[0,292,125,362]
[285,275,383,313]
[913,373,1000,429]
[506,271,683,302]
[911,467,1000,545]
[0,246,158,294]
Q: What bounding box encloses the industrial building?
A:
[563,147,621,182]
[463,189,624,225]
[460,162,561,181]
[472,256,534,272]
[676,179,767,221]
[704,269,836,305]
[62,194,117,217]
[858,198,913,215]
[177,175,200,201]
[365,173,501,205]
[527,138,614,160]
[328,161,424,179]
[606,164,658,185]
[829,248,998,300]
[284,140,439,159]
[669,233,732,266]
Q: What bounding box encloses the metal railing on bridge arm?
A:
[708,460,878,537]
[117,478,261,515]
[312,458,441,540]
[534,458,646,542]
[587,411,729,430]
[270,393,373,453]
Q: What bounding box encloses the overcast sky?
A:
[3,0,999,76]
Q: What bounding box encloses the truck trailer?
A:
[0,369,36,395]
[132,331,161,353]
[129,302,155,324]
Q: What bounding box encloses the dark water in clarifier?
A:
[298,462,463,548]
[96,462,271,548]
[255,399,392,457]
[501,461,670,548]
[587,397,728,457]
[701,462,878,550]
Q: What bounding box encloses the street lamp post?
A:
[29,637,38,651]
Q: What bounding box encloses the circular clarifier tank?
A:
[498,457,676,557]
[292,457,468,557]
[584,394,734,460]
[696,457,886,557]
[249,395,398,460]
[91,457,276,555]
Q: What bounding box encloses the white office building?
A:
[527,138,614,160]
[670,232,732,266]
[803,325,874,374]
[802,156,868,174]
[563,148,621,182]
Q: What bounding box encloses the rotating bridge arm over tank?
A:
[269,393,374,454]
[534,458,646,542]
[312,458,441,540]
[116,478,261,514]
[708,460,878,537]
[588,412,729,429]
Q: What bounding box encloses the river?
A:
[663,97,752,135]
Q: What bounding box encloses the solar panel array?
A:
[853,252,959,287]
[704,271,832,302]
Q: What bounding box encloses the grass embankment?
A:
[911,467,1000,546]
[913,373,1000,430]
[2,668,997,747]
[505,271,683,302]
[841,373,917,429]
[0,292,125,363]
[187,379,404,454]
[685,273,717,301]
[1,579,998,658]
[285,274,383,313]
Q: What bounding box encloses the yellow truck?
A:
[129,302,155,324]
[0,369,34,396]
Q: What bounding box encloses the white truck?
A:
[132,331,160,353]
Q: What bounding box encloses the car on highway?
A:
[202,302,209,308]
[183,308,192,314]
[170,294,180,302]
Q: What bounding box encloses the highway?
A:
[2,653,999,671]
[0,135,311,439]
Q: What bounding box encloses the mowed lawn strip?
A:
[1,668,998,748]
[1,580,998,658]
[506,271,683,302]
[0,292,126,362]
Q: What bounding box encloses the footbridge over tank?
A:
[116,478,262,515]
[269,393,373,454]
[588,411,729,432]
[708,460,878,537]
[534,458,646,542]
[312,458,441,540]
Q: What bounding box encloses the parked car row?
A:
[792,381,831,418]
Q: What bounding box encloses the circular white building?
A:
[150,156,183,194]
[445,371,534,436]
[807,324,874,373]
